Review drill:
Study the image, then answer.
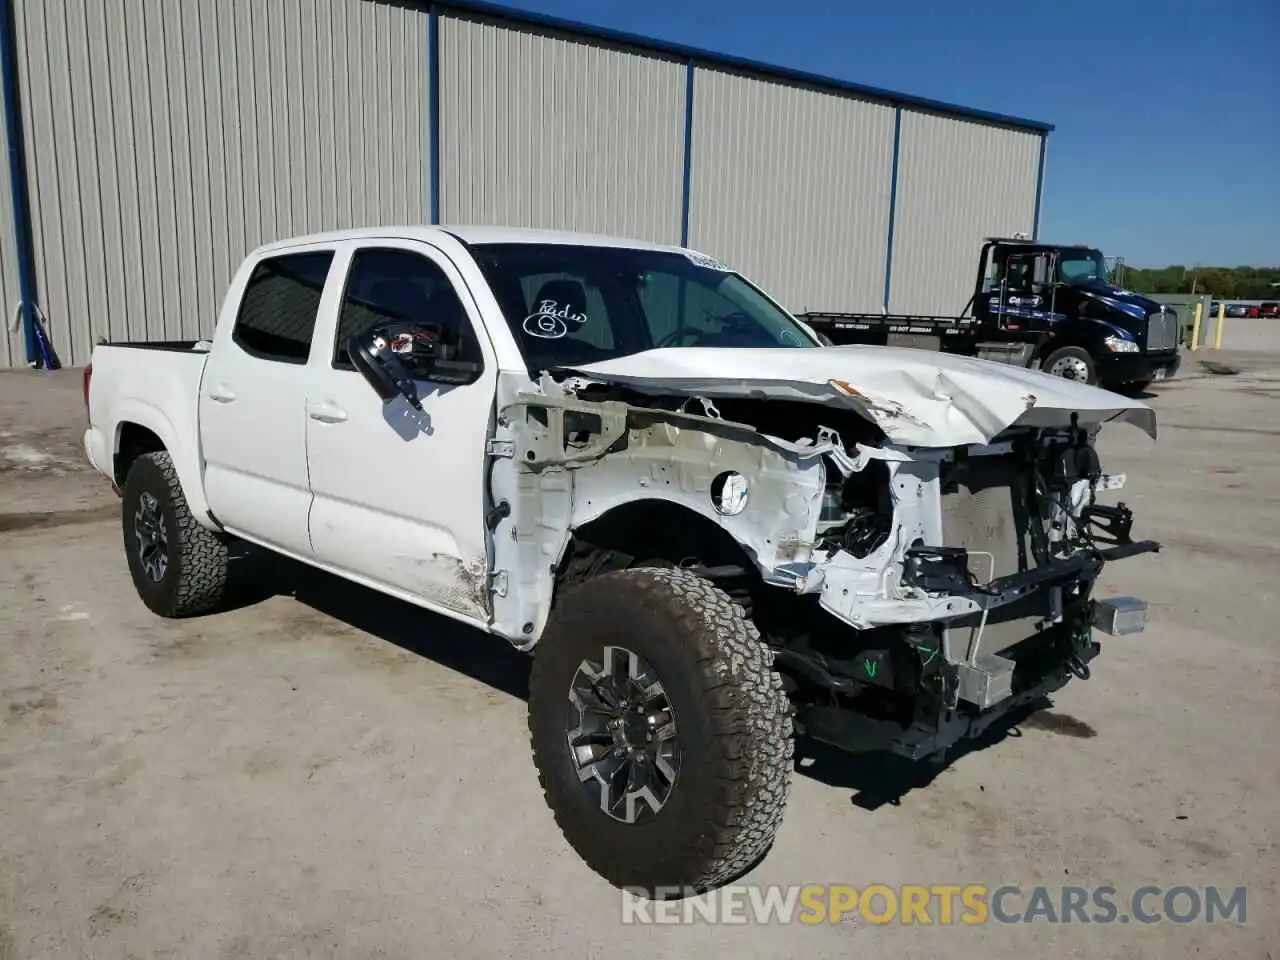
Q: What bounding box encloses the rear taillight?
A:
[82,362,92,413]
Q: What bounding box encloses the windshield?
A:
[468,243,818,370]
[1057,250,1108,285]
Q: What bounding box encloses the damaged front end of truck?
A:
[485,353,1160,760]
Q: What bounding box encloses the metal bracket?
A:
[486,439,515,459]
[488,570,509,598]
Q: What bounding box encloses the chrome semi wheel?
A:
[133,491,170,582]
[567,645,680,824]
[528,566,793,894]
[1042,345,1097,385]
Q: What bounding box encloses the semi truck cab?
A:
[801,237,1182,393]
[978,239,1182,389]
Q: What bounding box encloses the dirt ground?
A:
[1,355,1276,959]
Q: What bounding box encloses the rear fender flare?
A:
[111,399,217,530]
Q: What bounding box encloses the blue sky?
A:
[500,0,1278,268]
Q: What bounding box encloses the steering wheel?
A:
[653,313,759,349]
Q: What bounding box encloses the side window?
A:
[233,251,335,363]
[334,248,483,370]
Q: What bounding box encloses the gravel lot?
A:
[1,355,1276,959]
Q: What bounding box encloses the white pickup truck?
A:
[84,225,1160,894]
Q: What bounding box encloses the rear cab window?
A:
[232,251,335,363]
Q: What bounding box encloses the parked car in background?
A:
[1258,302,1279,318]
[1225,304,1253,318]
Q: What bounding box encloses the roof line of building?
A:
[431,0,1055,135]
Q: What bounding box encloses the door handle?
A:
[207,384,236,403]
[307,400,348,424]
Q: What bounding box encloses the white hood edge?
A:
[564,345,1157,447]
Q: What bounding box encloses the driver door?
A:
[304,240,498,624]
[995,252,1055,333]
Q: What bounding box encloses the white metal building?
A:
[0,0,1051,369]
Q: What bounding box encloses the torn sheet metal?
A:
[561,344,1157,447]
[485,378,826,645]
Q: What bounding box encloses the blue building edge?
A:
[0,0,47,368]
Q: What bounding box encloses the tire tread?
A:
[528,566,793,891]
[126,451,228,617]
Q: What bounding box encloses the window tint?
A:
[233,251,334,363]
[518,272,614,349]
[637,273,756,344]
[335,248,483,369]
[470,244,816,372]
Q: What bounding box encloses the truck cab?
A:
[976,239,1182,389]
[800,238,1182,393]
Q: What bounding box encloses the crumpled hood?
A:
[564,345,1157,447]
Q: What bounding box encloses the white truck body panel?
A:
[83,346,214,524]
[300,238,501,621]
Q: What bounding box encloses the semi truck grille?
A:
[1145,308,1179,352]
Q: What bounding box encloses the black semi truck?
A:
[799,238,1182,393]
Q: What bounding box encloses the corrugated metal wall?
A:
[0,0,1047,367]
[9,0,431,368]
[0,117,20,367]
[438,13,685,244]
[888,111,1042,315]
[687,68,896,313]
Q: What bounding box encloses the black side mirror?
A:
[347,321,482,408]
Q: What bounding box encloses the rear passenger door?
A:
[199,246,337,557]
[303,240,498,624]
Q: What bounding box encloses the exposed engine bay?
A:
[485,366,1159,759]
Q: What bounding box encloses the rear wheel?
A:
[121,451,228,617]
[1042,345,1097,385]
[528,566,793,893]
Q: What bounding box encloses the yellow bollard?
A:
[1213,302,1226,350]
[1190,302,1202,351]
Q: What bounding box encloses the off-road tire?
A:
[1041,345,1097,385]
[528,566,793,893]
[121,451,228,617]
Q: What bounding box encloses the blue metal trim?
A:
[0,0,39,366]
[882,107,902,313]
[430,0,1053,134]
[1031,134,1047,240]
[428,4,441,224]
[679,61,694,247]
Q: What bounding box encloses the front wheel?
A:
[121,451,228,617]
[1041,345,1097,385]
[528,566,793,893]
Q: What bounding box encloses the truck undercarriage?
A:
[488,370,1159,761]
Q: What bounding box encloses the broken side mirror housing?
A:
[347,321,483,409]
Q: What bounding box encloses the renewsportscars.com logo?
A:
[620,884,1249,926]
